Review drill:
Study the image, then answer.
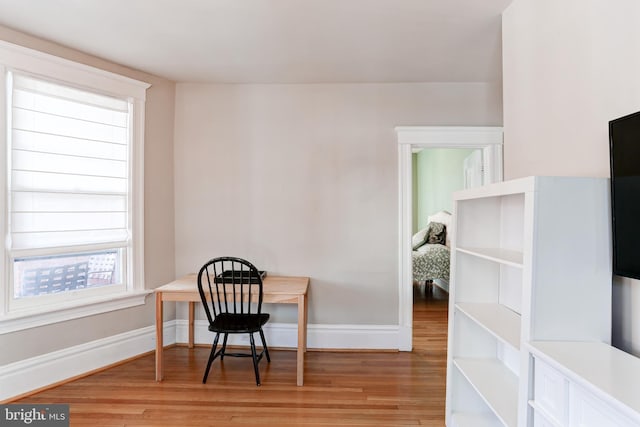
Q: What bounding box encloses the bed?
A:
[412,211,451,289]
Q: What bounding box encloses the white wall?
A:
[502,0,640,354]
[174,82,502,328]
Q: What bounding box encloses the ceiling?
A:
[0,0,514,84]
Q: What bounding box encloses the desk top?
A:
[156,273,309,295]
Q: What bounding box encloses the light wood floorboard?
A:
[14,284,448,426]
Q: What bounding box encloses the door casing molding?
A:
[395,126,503,351]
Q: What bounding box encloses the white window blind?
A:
[8,72,131,251]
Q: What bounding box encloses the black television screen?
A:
[610,111,640,279]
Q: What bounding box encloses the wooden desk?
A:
[155,274,309,386]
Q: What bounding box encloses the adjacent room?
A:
[411,147,481,295]
[1,1,640,426]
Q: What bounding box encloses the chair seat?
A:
[209,312,270,334]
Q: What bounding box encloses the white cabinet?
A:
[445,176,612,427]
[531,356,567,426]
[529,341,640,427]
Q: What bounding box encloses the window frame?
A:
[0,41,150,334]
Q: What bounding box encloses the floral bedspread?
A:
[412,244,450,282]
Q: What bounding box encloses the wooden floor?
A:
[14,284,449,426]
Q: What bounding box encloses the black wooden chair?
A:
[197,256,270,385]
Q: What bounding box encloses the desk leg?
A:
[188,302,195,348]
[155,292,164,381]
[303,294,308,352]
[297,294,306,386]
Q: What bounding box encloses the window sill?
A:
[0,290,152,334]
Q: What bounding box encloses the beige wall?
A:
[0,26,176,365]
[173,82,502,325]
[502,0,640,354]
[0,23,503,366]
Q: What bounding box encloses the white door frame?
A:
[395,126,503,350]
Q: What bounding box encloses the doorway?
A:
[413,147,480,293]
[395,126,503,351]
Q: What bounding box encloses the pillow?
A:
[412,227,430,250]
[426,222,446,245]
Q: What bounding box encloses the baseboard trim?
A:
[177,320,400,350]
[434,278,450,293]
[0,320,400,401]
[0,322,177,402]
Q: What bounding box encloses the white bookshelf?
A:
[456,303,521,349]
[451,413,504,427]
[445,176,612,427]
[454,358,519,427]
[456,247,523,268]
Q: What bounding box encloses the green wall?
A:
[412,154,419,233]
[414,148,476,232]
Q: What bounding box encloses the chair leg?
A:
[220,333,228,360]
[259,328,271,362]
[249,333,261,386]
[203,332,220,384]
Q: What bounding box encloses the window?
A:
[0,41,150,333]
